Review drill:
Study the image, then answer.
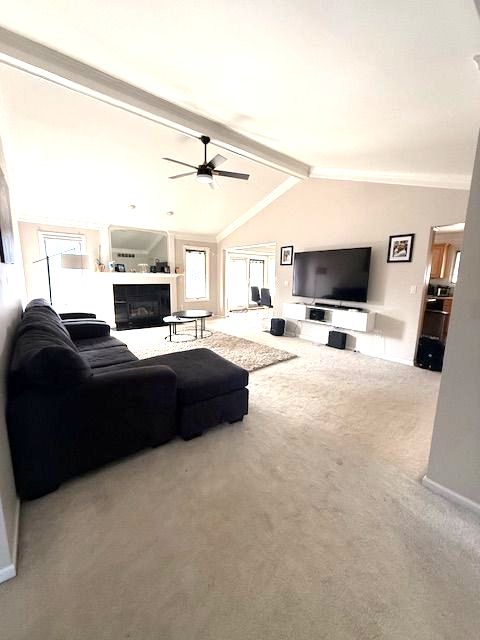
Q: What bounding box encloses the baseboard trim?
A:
[295,332,414,366]
[0,498,20,584]
[422,475,480,516]
[364,352,414,367]
[0,562,16,584]
[11,497,20,565]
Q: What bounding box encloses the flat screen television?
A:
[292,247,372,303]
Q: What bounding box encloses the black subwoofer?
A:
[416,336,444,372]
[327,330,347,350]
[270,318,285,336]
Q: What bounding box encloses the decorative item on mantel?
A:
[95,245,105,272]
[387,234,415,263]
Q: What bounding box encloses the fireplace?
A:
[113,284,171,330]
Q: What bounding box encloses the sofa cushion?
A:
[75,335,126,352]
[104,348,249,405]
[27,345,92,387]
[18,303,73,346]
[81,345,138,369]
[63,319,110,340]
[10,300,91,388]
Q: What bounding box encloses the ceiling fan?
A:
[163,136,250,188]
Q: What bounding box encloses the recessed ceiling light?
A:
[165,210,175,216]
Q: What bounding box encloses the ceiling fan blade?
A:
[162,157,198,170]
[213,170,250,180]
[209,179,220,190]
[169,171,196,179]
[207,154,227,169]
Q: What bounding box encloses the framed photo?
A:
[114,263,126,272]
[387,234,414,263]
[0,167,14,264]
[280,245,293,266]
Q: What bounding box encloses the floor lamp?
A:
[33,249,89,305]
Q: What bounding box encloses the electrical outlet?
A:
[409,285,417,294]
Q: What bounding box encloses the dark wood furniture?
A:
[422,296,454,343]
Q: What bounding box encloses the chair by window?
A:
[260,288,272,308]
[251,286,261,305]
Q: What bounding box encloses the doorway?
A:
[225,243,276,314]
[415,223,464,371]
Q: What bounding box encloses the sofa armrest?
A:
[90,364,176,397]
[81,365,178,442]
[64,320,111,340]
[7,365,178,499]
[60,312,97,320]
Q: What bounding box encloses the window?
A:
[249,259,265,305]
[451,250,461,284]
[38,231,87,311]
[184,247,209,300]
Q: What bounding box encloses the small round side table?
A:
[163,315,197,342]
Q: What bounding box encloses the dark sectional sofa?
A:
[7,299,249,499]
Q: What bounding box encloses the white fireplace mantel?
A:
[88,271,182,326]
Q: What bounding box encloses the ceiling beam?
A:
[0,27,310,179]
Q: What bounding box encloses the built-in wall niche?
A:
[109,227,169,273]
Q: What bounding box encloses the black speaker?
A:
[270,317,285,336]
[309,308,325,322]
[416,336,444,372]
[327,330,347,350]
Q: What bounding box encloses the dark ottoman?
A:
[138,348,249,440]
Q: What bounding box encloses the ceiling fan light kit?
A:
[196,166,214,184]
[163,135,250,185]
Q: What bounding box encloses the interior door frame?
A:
[223,242,276,317]
[413,226,436,364]
[413,224,464,365]
[226,254,250,311]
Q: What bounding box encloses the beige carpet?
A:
[1,331,480,639]
[118,327,297,372]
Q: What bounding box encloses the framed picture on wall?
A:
[0,167,14,264]
[280,245,294,266]
[387,234,415,263]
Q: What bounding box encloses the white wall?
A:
[424,135,480,509]
[219,178,468,364]
[0,117,22,583]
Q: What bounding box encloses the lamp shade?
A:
[61,254,89,269]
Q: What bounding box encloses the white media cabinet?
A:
[283,302,376,333]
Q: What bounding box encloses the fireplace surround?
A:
[113,284,171,330]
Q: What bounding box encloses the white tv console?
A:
[283,302,376,333]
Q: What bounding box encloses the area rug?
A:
[123,329,297,372]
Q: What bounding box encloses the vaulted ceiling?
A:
[0,66,288,236]
[0,1,479,237]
